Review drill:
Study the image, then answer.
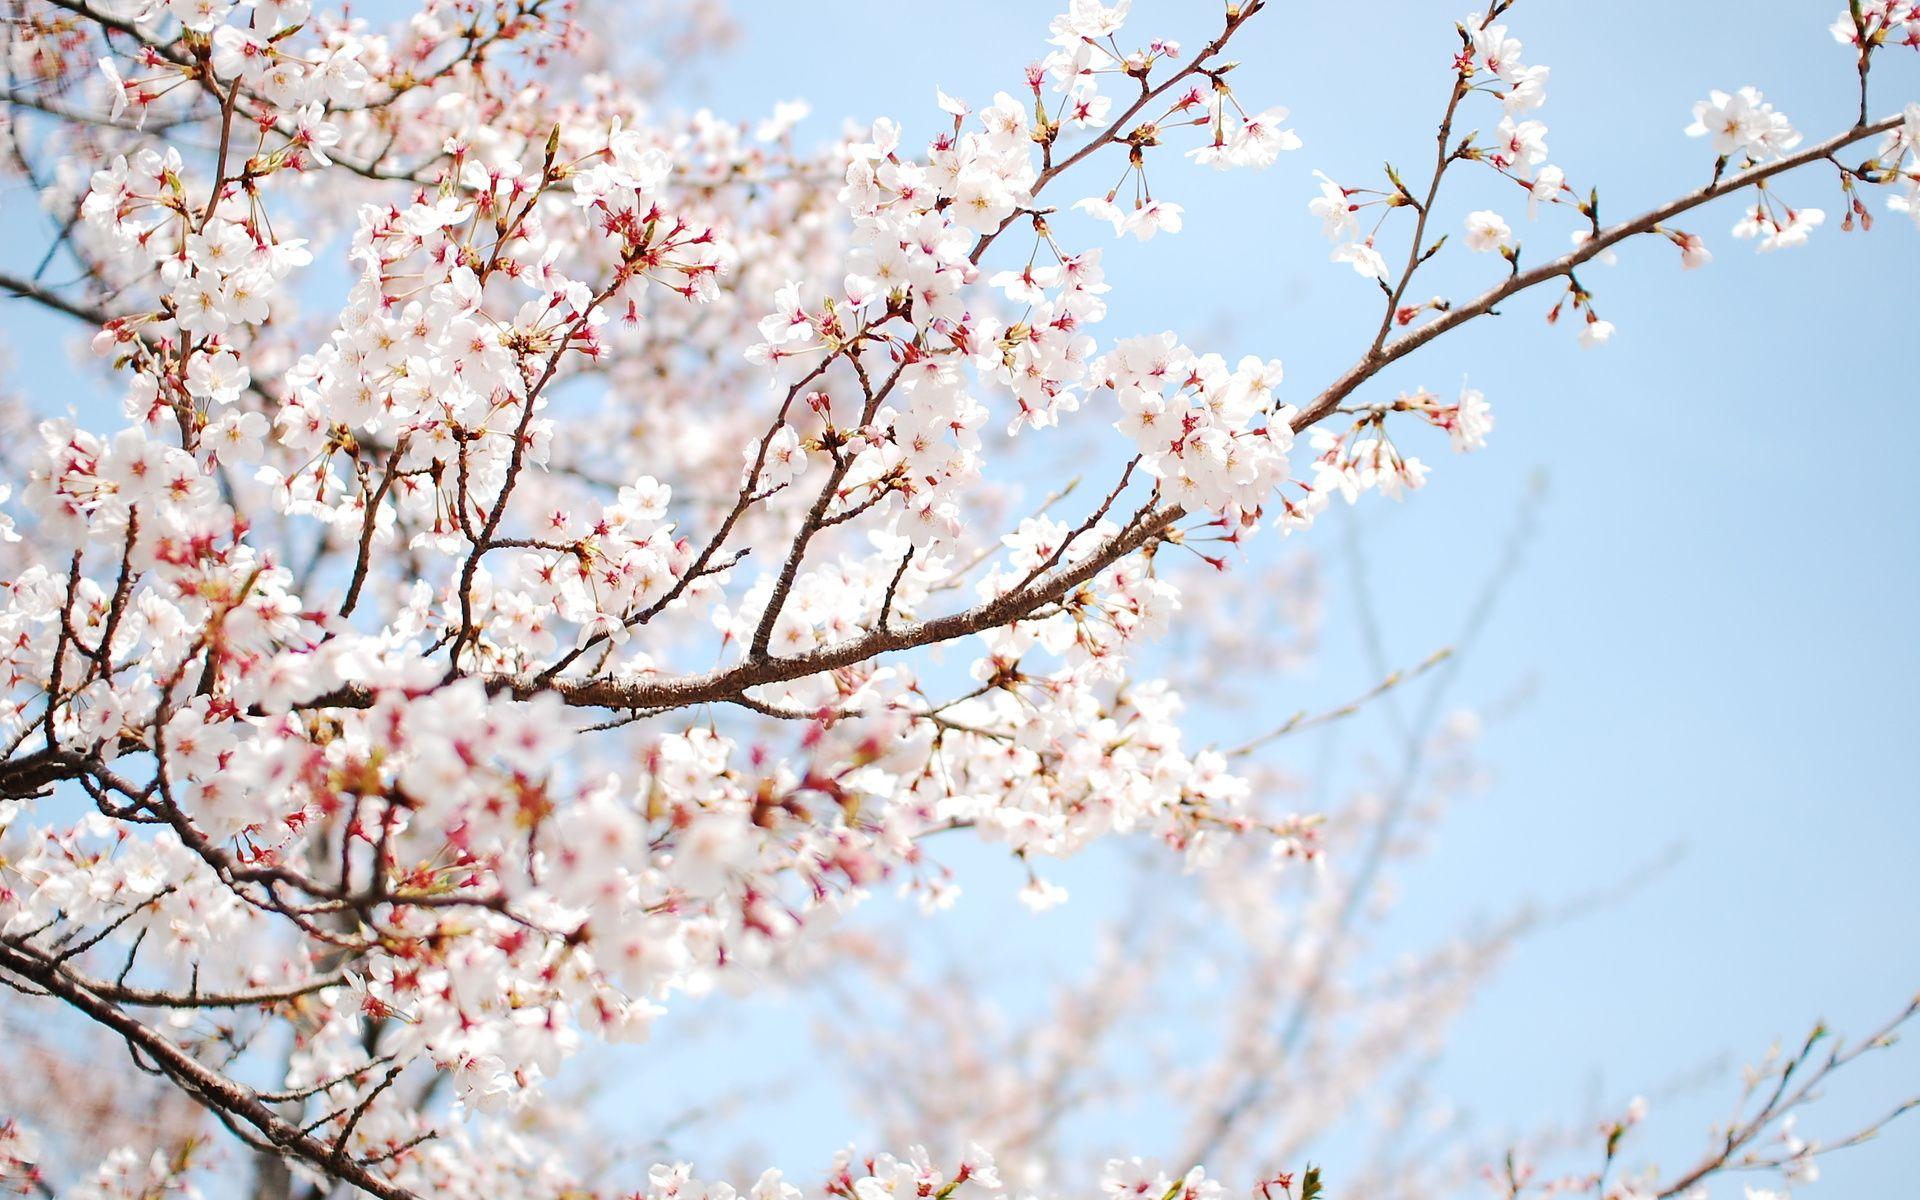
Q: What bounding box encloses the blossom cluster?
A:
[0,1,1914,1199]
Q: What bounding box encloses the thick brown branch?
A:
[0,940,423,1200]
[312,504,1185,715]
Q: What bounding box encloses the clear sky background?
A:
[2,0,1915,1194]
[611,0,1920,1192]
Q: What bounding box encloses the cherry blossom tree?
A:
[0,1,1914,1199]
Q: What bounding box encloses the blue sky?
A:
[1,0,1914,1193]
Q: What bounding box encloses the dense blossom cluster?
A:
[0,1,1913,1200]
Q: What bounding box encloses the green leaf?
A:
[1300,1165,1324,1200]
